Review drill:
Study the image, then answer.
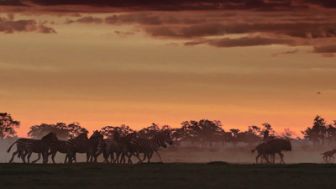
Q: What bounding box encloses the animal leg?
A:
[51,152,56,164]
[127,152,133,165]
[32,153,40,164]
[120,153,126,164]
[279,152,285,164]
[9,151,18,163]
[262,154,270,164]
[147,152,153,163]
[155,151,163,163]
[255,153,261,164]
[42,152,49,164]
[64,154,68,164]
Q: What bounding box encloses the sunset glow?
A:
[1,1,336,137]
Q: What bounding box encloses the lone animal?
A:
[252,138,292,164]
[7,132,58,164]
[321,149,336,163]
[7,138,35,163]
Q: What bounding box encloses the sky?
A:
[1,0,336,137]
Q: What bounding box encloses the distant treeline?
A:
[0,112,334,145]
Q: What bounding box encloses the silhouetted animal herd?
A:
[5,131,336,164]
[7,130,173,164]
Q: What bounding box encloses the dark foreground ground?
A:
[0,163,336,189]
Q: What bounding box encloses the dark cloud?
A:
[71,13,206,26]
[306,0,336,8]
[0,16,56,33]
[64,11,336,53]
[1,0,265,9]
[145,22,336,39]
[314,45,336,53]
[0,0,23,5]
[207,36,294,47]
[185,36,294,47]
[2,1,336,55]
[2,0,336,10]
[67,12,336,40]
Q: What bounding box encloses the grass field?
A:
[0,163,336,189]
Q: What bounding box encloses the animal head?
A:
[41,132,58,142]
[90,130,104,141]
[76,132,89,140]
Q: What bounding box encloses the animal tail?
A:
[7,140,17,153]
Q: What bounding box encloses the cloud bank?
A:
[65,10,336,55]
[0,15,56,33]
[1,0,336,10]
[2,1,336,54]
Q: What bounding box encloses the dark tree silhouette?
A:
[326,121,336,144]
[223,125,262,145]
[170,127,189,144]
[280,128,296,140]
[227,128,240,144]
[248,125,262,136]
[237,126,262,144]
[28,122,88,140]
[100,124,134,139]
[138,123,162,138]
[0,112,20,139]
[136,123,173,140]
[261,122,275,140]
[28,123,68,139]
[66,122,89,138]
[178,119,224,146]
[302,115,328,145]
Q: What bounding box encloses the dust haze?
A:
[0,138,330,164]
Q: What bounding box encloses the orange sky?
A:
[1,9,336,137]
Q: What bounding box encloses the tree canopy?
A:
[100,124,135,139]
[302,115,336,145]
[6,112,336,147]
[28,122,88,140]
[0,112,20,139]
